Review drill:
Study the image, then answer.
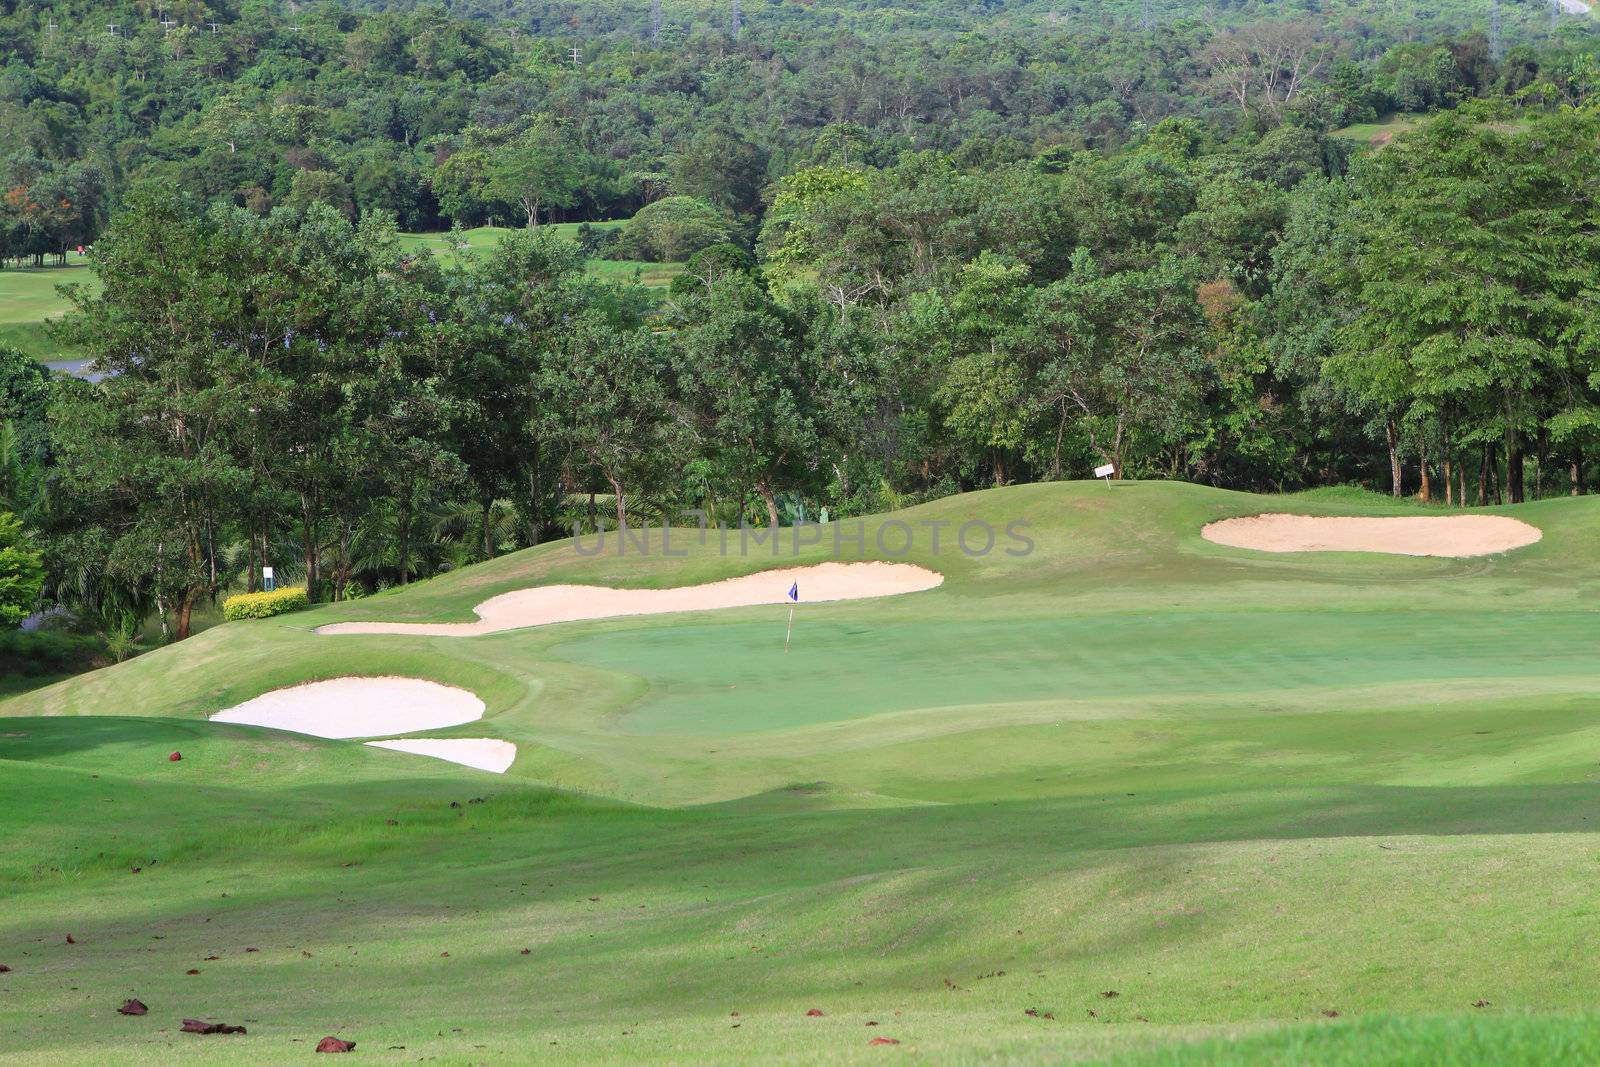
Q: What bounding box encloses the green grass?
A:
[397,224,683,288]
[1334,113,1533,149]
[1332,113,1425,146]
[4,481,1600,1063]
[0,262,97,362]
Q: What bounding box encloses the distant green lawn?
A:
[0,262,97,363]
[0,224,677,366]
[6,481,1600,1063]
[1335,112,1532,148]
[1332,112,1425,145]
[397,223,682,287]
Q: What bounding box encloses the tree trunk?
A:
[1418,436,1430,503]
[397,487,412,586]
[1573,446,1584,496]
[175,589,198,641]
[1505,429,1524,504]
[607,474,626,530]
[482,500,495,560]
[1052,410,1068,480]
[758,482,779,529]
[993,449,1007,487]
[336,519,351,601]
[1478,446,1491,506]
[1386,417,1402,498]
[525,463,543,546]
[1442,451,1453,506]
[247,527,259,594]
[300,495,319,603]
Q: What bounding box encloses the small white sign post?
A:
[262,566,276,593]
[1094,462,1116,484]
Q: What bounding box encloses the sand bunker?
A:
[211,677,486,738]
[1201,513,1541,557]
[318,561,943,637]
[366,738,518,773]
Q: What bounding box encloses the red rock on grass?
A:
[0,964,11,973]
[169,752,182,762]
[118,999,148,1016]
[868,1036,901,1046]
[316,1037,356,1053]
[805,1009,824,1017]
[181,1019,246,1035]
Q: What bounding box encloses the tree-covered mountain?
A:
[3,0,1597,257]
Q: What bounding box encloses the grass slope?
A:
[4,481,1600,1064]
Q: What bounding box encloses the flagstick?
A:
[785,604,794,652]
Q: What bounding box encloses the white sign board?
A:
[1094,463,1116,480]
[263,566,276,593]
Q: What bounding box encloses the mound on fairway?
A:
[1201,512,1541,557]
[317,560,943,637]
[211,677,485,738]
[366,738,518,773]
[15,483,1600,1065]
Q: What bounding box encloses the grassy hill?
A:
[4,481,1600,1063]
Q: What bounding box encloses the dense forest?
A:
[2,0,1600,657]
[4,0,1599,248]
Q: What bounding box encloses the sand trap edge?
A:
[317,560,945,638]
[210,676,487,739]
[1200,512,1542,558]
[366,738,517,774]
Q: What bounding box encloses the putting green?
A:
[4,481,1600,1064]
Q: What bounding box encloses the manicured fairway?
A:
[4,482,1600,1063]
[0,263,97,363]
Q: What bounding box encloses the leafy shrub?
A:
[222,587,308,621]
[607,196,739,262]
[0,629,102,677]
[104,619,138,663]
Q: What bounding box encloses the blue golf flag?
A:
[788,582,799,602]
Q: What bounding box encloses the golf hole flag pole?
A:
[785,581,798,652]
[1095,462,1116,484]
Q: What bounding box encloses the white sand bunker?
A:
[211,677,486,739]
[366,738,517,774]
[1202,513,1541,557]
[318,561,943,637]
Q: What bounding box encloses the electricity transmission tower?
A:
[651,0,662,43]
[731,0,741,36]
[1140,0,1153,30]
[1490,0,1502,60]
